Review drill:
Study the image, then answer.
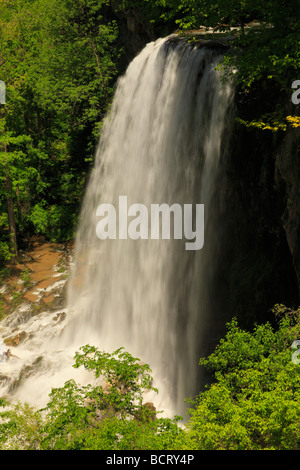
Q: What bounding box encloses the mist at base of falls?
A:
[0,36,234,418]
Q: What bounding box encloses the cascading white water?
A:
[0,36,234,417]
[62,36,234,415]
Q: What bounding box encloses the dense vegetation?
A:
[0,0,121,263]
[1,304,300,450]
[0,0,299,265]
[0,0,300,451]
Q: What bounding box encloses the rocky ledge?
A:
[0,237,72,351]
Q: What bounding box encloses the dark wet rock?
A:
[0,374,10,387]
[8,356,43,393]
[48,294,66,311]
[53,311,66,323]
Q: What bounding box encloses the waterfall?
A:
[0,36,234,417]
[64,36,234,415]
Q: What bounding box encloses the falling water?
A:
[63,36,234,415]
[0,36,234,417]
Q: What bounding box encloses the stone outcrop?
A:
[0,238,71,326]
[275,127,300,292]
[135,402,156,422]
[199,88,300,338]
[4,331,26,347]
[8,356,43,393]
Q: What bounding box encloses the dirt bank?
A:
[0,237,73,318]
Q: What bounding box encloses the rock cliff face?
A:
[276,127,300,293]
[109,2,156,66]
[218,97,300,328]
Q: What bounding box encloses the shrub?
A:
[184,305,300,450]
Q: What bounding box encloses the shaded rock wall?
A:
[217,95,300,329]
[109,2,159,71]
[275,126,300,292]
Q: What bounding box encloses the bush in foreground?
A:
[183,304,300,450]
[0,346,183,450]
[1,305,300,450]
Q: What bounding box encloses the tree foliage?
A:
[0,346,184,450]
[0,1,300,449]
[2,307,300,450]
[184,305,300,450]
[0,0,121,263]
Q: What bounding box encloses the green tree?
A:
[0,116,34,263]
[150,1,299,95]
[0,346,183,450]
[184,305,300,450]
[0,0,122,252]
[0,399,45,450]
[154,0,298,32]
[40,346,183,450]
